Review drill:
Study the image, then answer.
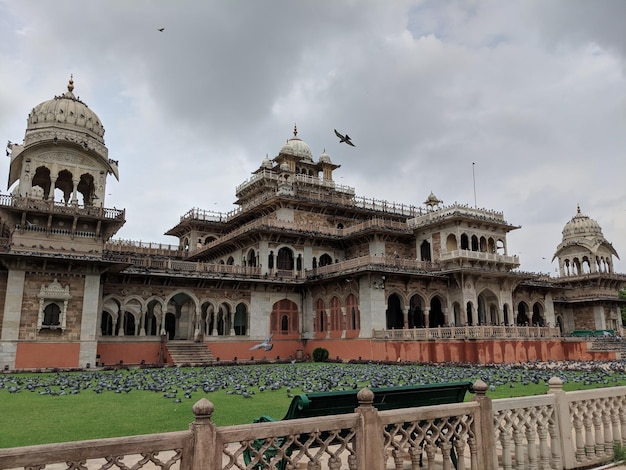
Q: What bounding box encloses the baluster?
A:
[408,446,421,470]
[327,456,341,469]
[612,410,622,451]
[525,425,538,470]
[433,441,448,470]
[468,436,478,470]
[391,449,403,469]
[425,442,436,467]
[621,408,626,447]
[453,438,467,470]
[584,412,594,460]
[573,415,585,462]
[593,410,604,458]
[500,430,513,470]
[603,408,614,460]
[537,422,549,470]
[347,454,358,470]
[549,420,562,470]
[513,427,525,470]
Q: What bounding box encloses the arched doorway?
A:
[429,297,444,327]
[386,294,403,329]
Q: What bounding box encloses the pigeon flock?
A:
[1,359,626,403]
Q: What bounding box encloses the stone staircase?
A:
[166,341,215,365]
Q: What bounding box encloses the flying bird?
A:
[334,129,355,147]
[250,334,273,351]
[158,28,165,32]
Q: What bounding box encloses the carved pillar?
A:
[139,307,146,336]
[402,307,409,329]
[423,307,431,328]
[61,299,68,330]
[71,178,79,205]
[37,299,45,329]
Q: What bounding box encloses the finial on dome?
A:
[577,204,581,214]
[293,123,298,137]
[68,74,74,92]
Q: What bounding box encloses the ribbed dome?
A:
[279,125,312,161]
[261,154,272,169]
[26,77,105,144]
[318,149,332,163]
[562,205,604,240]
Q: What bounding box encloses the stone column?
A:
[79,274,102,368]
[402,307,409,329]
[139,307,146,336]
[71,178,79,205]
[0,270,25,369]
[423,307,431,328]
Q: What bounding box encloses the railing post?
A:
[189,398,218,470]
[473,379,497,468]
[548,376,575,469]
[355,387,385,470]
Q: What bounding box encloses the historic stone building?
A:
[0,79,624,369]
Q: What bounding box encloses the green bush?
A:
[312,347,329,362]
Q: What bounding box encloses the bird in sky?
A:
[250,334,273,351]
[334,129,355,147]
[158,28,165,32]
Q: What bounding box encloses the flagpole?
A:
[472,162,477,208]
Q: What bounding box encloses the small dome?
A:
[319,149,332,163]
[261,154,272,169]
[423,191,443,207]
[26,77,105,144]
[279,124,313,161]
[562,205,604,240]
[280,161,291,172]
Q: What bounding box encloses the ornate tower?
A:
[551,206,624,334]
[553,205,618,276]
[0,78,125,369]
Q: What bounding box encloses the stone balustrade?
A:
[374,324,561,340]
[2,377,625,469]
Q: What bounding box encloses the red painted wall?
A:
[97,342,162,366]
[15,338,613,369]
[15,343,80,369]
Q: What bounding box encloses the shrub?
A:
[312,347,329,362]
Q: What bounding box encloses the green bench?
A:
[245,381,474,468]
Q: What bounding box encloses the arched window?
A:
[319,254,333,267]
[471,235,479,251]
[247,250,257,268]
[101,311,114,336]
[226,256,234,265]
[420,240,431,262]
[315,299,326,332]
[277,247,294,270]
[43,303,61,326]
[271,299,299,335]
[123,311,136,336]
[446,234,458,252]
[460,233,469,250]
[234,303,247,335]
[346,294,360,330]
[330,296,342,330]
[268,251,274,270]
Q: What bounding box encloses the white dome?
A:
[562,206,604,240]
[279,125,312,161]
[319,149,332,163]
[26,77,105,144]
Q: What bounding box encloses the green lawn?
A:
[1,362,624,449]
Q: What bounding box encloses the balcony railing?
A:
[374,324,561,340]
[0,194,125,220]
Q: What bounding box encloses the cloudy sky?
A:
[0,0,624,275]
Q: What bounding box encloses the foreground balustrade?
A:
[2,378,626,469]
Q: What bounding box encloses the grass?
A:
[1,362,625,449]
